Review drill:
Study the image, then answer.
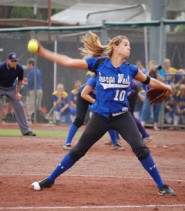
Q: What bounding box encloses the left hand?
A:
[16,93,22,100]
[146,89,170,106]
[164,85,172,96]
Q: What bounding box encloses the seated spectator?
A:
[174,69,185,87]
[163,58,177,74]
[164,97,176,124]
[68,80,82,121]
[174,85,185,127]
[163,58,177,85]
[177,99,185,125]
[136,60,147,74]
[52,83,71,125]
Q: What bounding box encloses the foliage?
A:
[9,6,61,20]
[10,7,35,19]
[175,25,185,32]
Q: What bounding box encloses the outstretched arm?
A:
[135,69,172,96]
[36,43,88,70]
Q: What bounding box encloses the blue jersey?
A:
[68,88,78,104]
[86,57,138,118]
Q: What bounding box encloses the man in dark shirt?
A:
[0,52,36,136]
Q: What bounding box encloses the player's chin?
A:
[124,53,130,58]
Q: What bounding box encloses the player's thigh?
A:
[112,112,143,148]
[75,113,109,151]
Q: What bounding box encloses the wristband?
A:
[143,75,151,84]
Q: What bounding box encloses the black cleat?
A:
[158,184,176,196]
[23,131,36,136]
[112,143,125,151]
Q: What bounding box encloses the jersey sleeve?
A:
[86,77,96,88]
[129,64,138,79]
[86,57,99,72]
[68,92,74,102]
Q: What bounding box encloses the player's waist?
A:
[110,109,128,117]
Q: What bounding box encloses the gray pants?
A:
[0,85,32,135]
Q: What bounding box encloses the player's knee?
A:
[135,146,150,160]
[73,117,83,127]
[69,146,87,161]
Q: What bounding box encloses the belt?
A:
[110,111,127,117]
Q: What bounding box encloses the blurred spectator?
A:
[128,80,152,143]
[52,83,71,125]
[134,84,145,119]
[163,58,177,85]
[68,80,82,121]
[26,58,43,119]
[136,60,147,74]
[174,69,185,87]
[174,84,185,127]
[163,58,177,74]
[0,77,28,123]
[134,60,146,118]
[164,97,176,124]
[141,60,165,131]
[176,99,185,125]
[3,101,16,123]
[21,77,28,107]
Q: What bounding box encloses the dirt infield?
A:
[0,123,185,211]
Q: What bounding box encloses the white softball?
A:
[31,181,41,190]
[27,39,39,53]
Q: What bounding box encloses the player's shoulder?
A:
[16,63,24,71]
[126,63,139,77]
[52,90,58,95]
[86,56,108,72]
[62,91,68,98]
[127,63,138,71]
[71,89,78,95]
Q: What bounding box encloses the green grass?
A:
[0,129,83,138]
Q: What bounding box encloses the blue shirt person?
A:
[26,58,43,117]
[52,83,71,124]
[68,80,82,117]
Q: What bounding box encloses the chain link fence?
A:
[0,21,184,128]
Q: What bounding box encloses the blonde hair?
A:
[79,31,129,58]
[57,83,64,91]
